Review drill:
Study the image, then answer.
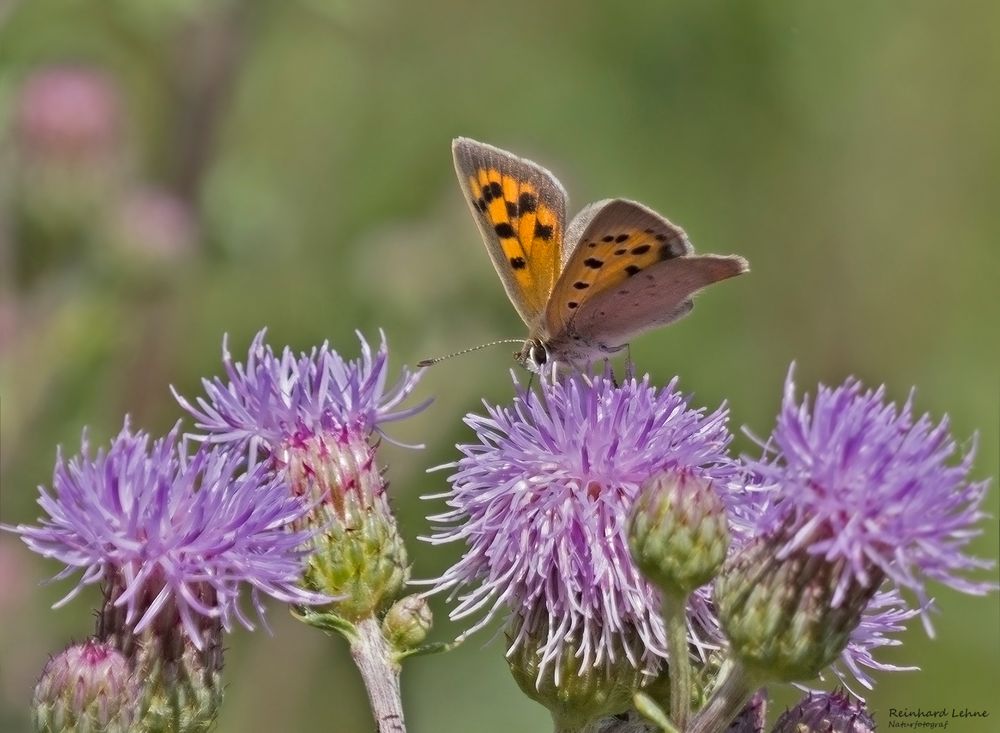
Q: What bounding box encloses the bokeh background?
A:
[1,1,997,731]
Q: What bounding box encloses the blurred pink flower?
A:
[14,65,122,162]
[112,187,199,261]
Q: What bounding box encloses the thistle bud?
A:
[99,568,224,733]
[715,532,881,683]
[136,633,223,733]
[381,594,433,651]
[772,690,874,733]
[32,640,138,733]
[505,612,643,731]
[288,429,409,621]
[628,471,730,598]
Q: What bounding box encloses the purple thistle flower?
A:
[176,330,429,617]
[425,370,749,677]
[4,420,323,648]
[173,329,428,455]
[748,367,994,625]
[773,689,875,733]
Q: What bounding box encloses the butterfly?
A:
[446,137,749,373]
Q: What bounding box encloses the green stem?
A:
[662,594,692,729]
[686,660,758,733]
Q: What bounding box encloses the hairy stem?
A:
[350,617,406,733]
[687,660,758,733]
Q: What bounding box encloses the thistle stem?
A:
[350,617,406,733]
[662,594,692,729]
[687,660,758,733]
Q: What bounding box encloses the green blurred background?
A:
[0,0,997,731]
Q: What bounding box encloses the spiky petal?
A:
[174,329,428,454]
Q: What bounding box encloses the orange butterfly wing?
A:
[453,138,566,326]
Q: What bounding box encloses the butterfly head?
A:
[515,338,550,374]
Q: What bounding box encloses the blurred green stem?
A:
[350,617,406,733]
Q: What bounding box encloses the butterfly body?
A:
[453,138,748,373]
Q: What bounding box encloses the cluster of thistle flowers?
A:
[6,329,994,733]
[423,364,994,733]
[6,331,430,733]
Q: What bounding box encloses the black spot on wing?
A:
[495,222,517,238]
[584,258,603,269]
[659,243,681,261]
[625,265,641,276]
[510,256,526,269]
[488,181,503,198]
[518,192,537,213]
[534,222,554,241]
[505,201,518,218]
[631,244,651,255]
[573,281,589,290]
[615,233,629,243]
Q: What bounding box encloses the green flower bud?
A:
[381,594,433,651]
[136,629,223,733]
[505,613,643,732]
[772,690,874,733]
[288,431,409,620]
[715,533,881,683]
[629,471,730,598]
[33,640,138,733]
[95,572,223,733]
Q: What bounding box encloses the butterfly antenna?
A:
[417,339,525,367]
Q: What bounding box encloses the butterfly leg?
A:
[601,357,620,387]
[625,343,635,380]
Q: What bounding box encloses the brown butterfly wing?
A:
[558,255,748,353]
[543,199,747,351]
[544,199,694,334]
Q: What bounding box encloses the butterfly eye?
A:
[530,342,548,367]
